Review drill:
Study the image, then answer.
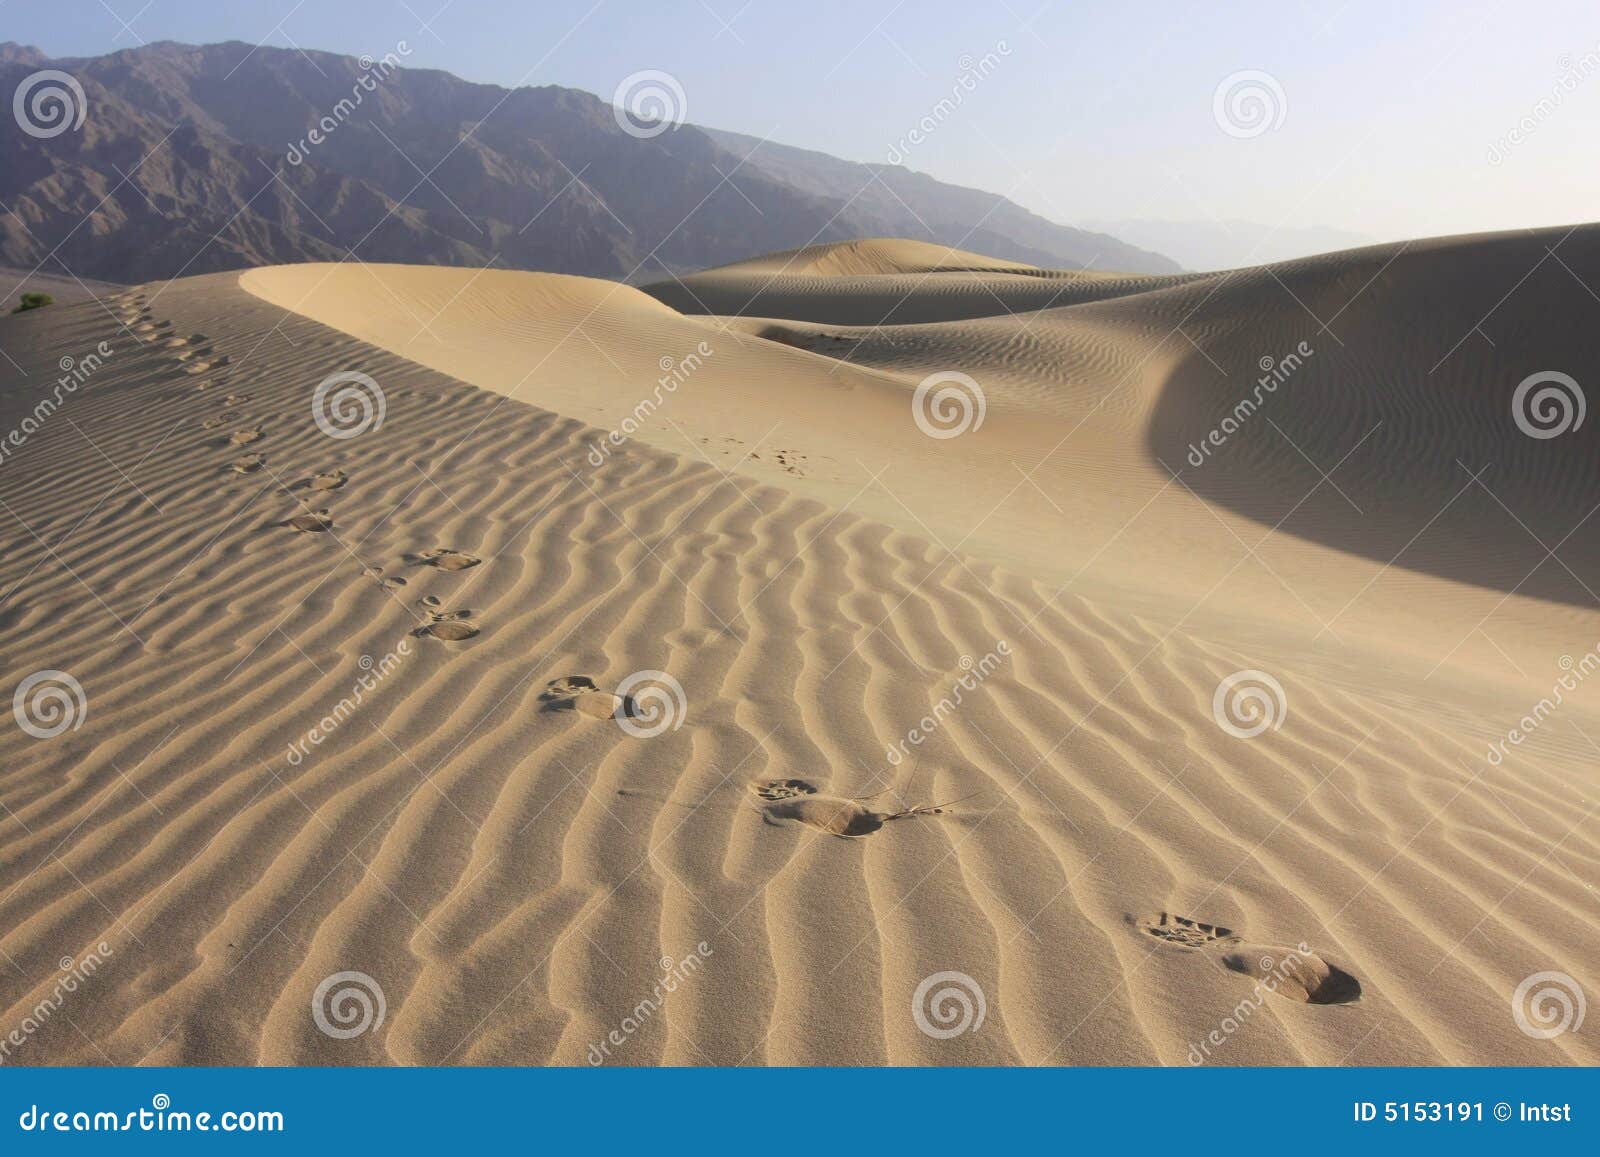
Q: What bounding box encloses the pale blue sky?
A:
[8,0,1598,244]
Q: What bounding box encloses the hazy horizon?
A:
[6,0,1598,262]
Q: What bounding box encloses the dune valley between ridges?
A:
[0,233,1595,1065]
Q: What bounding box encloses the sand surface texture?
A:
[1,232,1596,1064]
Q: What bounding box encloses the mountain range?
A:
[0,40,1178,288]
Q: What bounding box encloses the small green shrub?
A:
[12,292,54,314]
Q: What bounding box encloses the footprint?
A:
[1140,912,1240,949]
[415,607,480,641]
[201,415,226,430]
[307,469,348,491]
[223,394,251,407]
[761,796,890,838]
[1218,947,1362,1005]
[228,426,263,446]
[1138,912,1361,1005]
[413,548,481,571]
[750,778,819,801]
[362,564,406,590]
[760,786,965,839]
[230,454,265,474]
[280,508,333,533]
[539,675,620,718]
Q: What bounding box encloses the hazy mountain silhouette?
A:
[0,41,1178,286]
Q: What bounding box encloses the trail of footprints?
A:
[110,289,489,647]
[105,287,1365,1029]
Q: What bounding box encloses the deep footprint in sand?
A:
[414,547,481,571]
[280,508,333,533]
[759,785,967,838]
[223,394,251,407]
[307,469,348,491]
[751,778,819,801]
[415,607,480,641]
[539,675,620,718]
[230,454,265,474]
[1138,912,1361,1005]
[1218,946,1362,1005]
[228,426,263,446]
[761,795,895,838]
[362,564,406,590]
[1140,912,1240,949]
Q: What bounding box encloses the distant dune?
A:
[0,229,1595,1065]
[1083,219,1378,272]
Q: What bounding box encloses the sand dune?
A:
[0,230,1596,1066]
